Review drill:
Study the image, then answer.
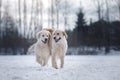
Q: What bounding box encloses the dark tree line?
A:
[0,7,35,55]
[67,8,120,54]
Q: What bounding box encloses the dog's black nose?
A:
[45,38,48,41]
[54,37,56,39]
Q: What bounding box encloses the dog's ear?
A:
[44,28,54,35]
[36,31,41,39]
[62,31,68,39]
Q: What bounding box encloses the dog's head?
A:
[53,30,68,43]
[36,30,51,44]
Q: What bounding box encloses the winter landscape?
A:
[0,55,120,80]
[0,0,120,80]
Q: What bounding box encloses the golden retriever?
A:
[34,29,52,66]
[51,30,68,69]
[27,29,53,66]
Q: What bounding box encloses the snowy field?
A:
[0,55,120,80]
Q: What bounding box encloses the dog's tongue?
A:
[55,38,61,42]
[42,40,47,44]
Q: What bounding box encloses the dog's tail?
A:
[27,43,36,55]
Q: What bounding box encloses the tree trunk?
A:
[18,0,21,37]
[105,0,110,22]
[40,0,43,28]
[51,0,54,28]
[55,0,60,29]
[64,0,68,29]
[0,0,2,38]
[23,0,27,38]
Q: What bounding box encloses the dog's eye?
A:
[42,35,44,37]
[57,33,59,35]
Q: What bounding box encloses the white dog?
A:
[27,29,53,66]
[51,30,68,69]
[34,30,52,66]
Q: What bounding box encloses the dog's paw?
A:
[55,67,58,69]
[52,66,58,69]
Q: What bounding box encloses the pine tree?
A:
[75,8,86,46]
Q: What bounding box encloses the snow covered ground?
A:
[0,55,120,80]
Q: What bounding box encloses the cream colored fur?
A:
[51,30,68,69]
[27,29,68,69]
[35,30,51,66]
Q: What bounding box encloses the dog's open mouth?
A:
[41,40,47,44]
[55,37,61,43]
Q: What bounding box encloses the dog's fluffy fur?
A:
[27,29,68,69]
[35,30,51,66]
[51,30,68,69]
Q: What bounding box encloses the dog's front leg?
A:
[36,56,43,66]
[60,56,64,68]
[43,57,49,66]
[52,54,58,69]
